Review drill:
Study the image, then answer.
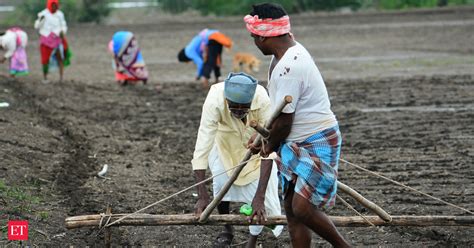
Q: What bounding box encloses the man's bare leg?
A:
[217,201,233,234]
[245,234,258,248]
[289,183,351,248]
[284,184,312,247]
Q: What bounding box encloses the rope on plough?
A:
[337,194,376,228]
[101,157,471,232]
[101,156,261,230]
[340,158,473,215]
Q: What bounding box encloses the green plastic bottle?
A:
[241,204,276,230]
[239,204,253,216]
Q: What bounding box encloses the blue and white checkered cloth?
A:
[276,125,341,209]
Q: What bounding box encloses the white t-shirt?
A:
[268,42,337,142]
[34,9,68,37]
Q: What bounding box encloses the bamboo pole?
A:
[337,182,392,222]
[198,96,292,223]
[249,120,270,138]
[104,207,112,248]
[65,214,474,229]
[249,123,392,222]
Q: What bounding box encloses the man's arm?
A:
[194,169,210,215]
[191,87,220,214]
[249,159,273,224]
[261,112,294,156]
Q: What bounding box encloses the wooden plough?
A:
[65,214,474,229]
[64,95,473,246]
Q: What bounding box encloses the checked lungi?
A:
[276,125,342,209]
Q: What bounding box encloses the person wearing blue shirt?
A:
[178,28,233,89]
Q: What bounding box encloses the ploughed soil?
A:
[1,6,473,247]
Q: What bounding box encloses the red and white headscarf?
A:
[243,15,291,37]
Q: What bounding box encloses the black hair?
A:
[177,48,191,62]
[0,32,5,36]
[249,3,287,19]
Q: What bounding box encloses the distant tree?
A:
[438,0,448,6]
[156,0,363,15]
[78,0,111,23]
[294,0,362,11]
[158,0,193,14]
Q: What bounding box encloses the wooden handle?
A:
[338,181,392,222]
[249,120,270,138]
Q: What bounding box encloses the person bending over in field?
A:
[192,72,283,247]
[178,29,232,89]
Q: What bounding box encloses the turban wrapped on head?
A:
[243,15,291,37]
[224,72,258,104]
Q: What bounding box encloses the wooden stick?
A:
[249,120,270,138]
[338,182,392,222]
[248,124,392,222]
[104,207,112,248]
[198,96,292,223]
[65,214,474,229]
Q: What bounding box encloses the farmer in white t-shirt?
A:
[244,3,351,248]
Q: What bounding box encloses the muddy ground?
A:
[1,6,473,247]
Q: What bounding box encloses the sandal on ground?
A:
[213,232,234,248]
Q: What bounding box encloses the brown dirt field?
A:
[1,7,473,247]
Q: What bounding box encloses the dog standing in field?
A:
[233,52,261,74]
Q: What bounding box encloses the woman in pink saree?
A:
[0,27,29,77]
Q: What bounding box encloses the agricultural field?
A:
[1,6,473,246]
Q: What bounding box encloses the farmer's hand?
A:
[259,143,273,158]
[247,133,261,154]
[60,31,65,38]
[248,196,267,225]
[0,57,6,64]
[194,194,210,215]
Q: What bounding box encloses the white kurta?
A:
[209,145,283,236]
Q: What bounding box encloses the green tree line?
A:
[5,0,474,25]
[158,0,474,15]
